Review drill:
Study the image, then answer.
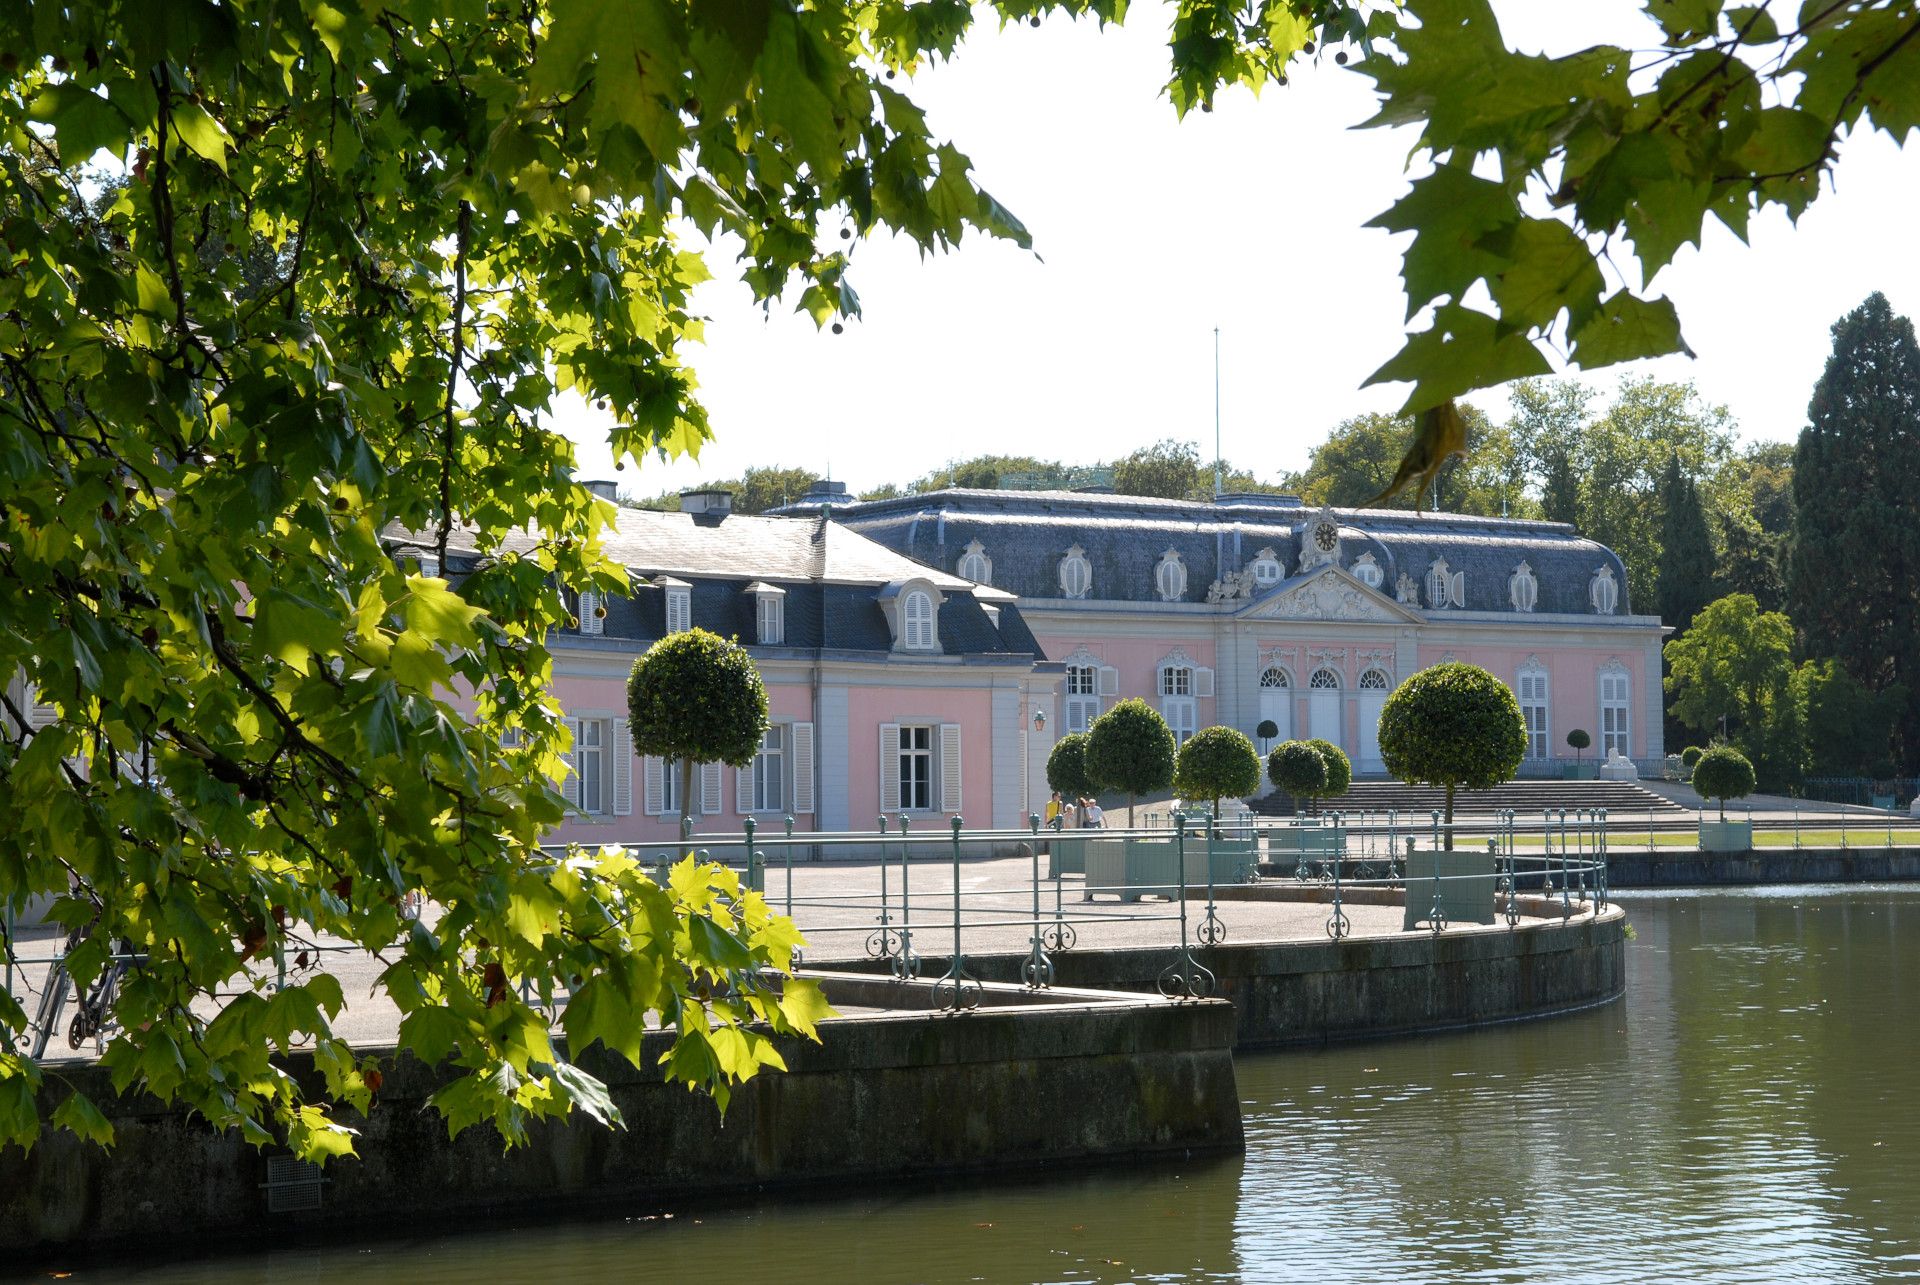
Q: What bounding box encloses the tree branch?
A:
[436,200,473,568]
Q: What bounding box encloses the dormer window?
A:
[1154,549,1188,602]
[1509,561,1538,614]
[1426,558,1464,609]
[957,540,992,585]
[577,589,605,635]
[1250,547,1282,587]
[1059,545,1092,599]
[417,553,439,580]
[1590,565,1619,615]
[1351,553,1383,589]
[658,577,691,634]
[902,589,936,650]
[748,582,786,645]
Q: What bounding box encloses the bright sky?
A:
[559,1,1920,496]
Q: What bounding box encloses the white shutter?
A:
[700,761,723,816]
[1193,667,1214,698]
[880,723,901,815]
[737,764,753,814]
[643,755,664,816]
[1450,571,1465,606]
[28,700,57,730]
[939,723,962,814]
[561,718,582,809]
[1096,665,1119,697]
[611,718,632,816]
[578,590,603,634]
[791,722,815,815]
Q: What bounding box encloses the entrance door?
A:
[1356,693,1386,772]
[1257,667,1292,747]
[1307,667,1343,751]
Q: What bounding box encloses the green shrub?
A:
[1566,728,1591,758]
[1378,662,1527,848]
[1256,719,1279,742]
[1086,698,1176,826]
[1692,746,1756,821]
[1173,726,1262,822]
[627,628,769,828]
[1267,740,1328,815]
[1681,745,1705,768]
[1046,731,1100,802]
[1305,738,1352,804]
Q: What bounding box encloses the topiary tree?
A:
[1046,731,1101,804]
[627,628,769,831]
[1378,662,1528,849]
[1681,745,1705,769]
[1267,740,1329,817]
[1086,698,1176,827]
[1692,747,1756,821]
[1173,726,1262,827]
[1566,728,1592,764]
[1256,719,1280,750]
[1304,738,1352,813]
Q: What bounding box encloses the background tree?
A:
[627,629,770,830]
[1664,594,1797,776]
[1172,727,1262,825]
[1086,699,1176,826]
[1656,454,1718,634]
[629,466,824,516]
[1789,294,1920,772]
[1797,661,1903,780]
[1303,738,1353,813]
[1112,440,1204,501]
[1507,379,1594,527]
[1692,748,1756,822]
[1045,732,1101,804]
[1293,408,1525,516]
[1266,741,1328,818]
[1378,664,1527,848]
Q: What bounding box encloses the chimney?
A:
[680,488,734,518]
[581,479,619,500]
[802,479,849,503]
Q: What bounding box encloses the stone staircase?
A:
[1250,778,1688,819]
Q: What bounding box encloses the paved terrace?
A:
[6,856,1587,1056]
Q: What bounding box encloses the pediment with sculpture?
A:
[1239,566,1420,623]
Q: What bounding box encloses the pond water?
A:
[71,887,1920,1284]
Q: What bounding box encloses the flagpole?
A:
[1213,326,1222,499]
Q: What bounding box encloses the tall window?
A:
[665,587,691,634]
[1065,664,1100,733]
[1160,665,1196,743]
[902,590,936,649]
[575,719,605,814]
[752,725,786,812]
[1518,668,1549,760]
[756,592,784,645]
[661,757,680,816]
[898,725,933,811]
[1600,669,1630,757]
[577,589,604,634]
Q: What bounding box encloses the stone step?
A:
[1249,778,1687,818]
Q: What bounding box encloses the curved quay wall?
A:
[957,893,1629,1050]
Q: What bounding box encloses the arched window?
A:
[1426,558,1463,609]
[1059,545,1092,599]
[902,590,936,650]
[1309,667,1340,690]
[1509,561,1538,614]
[1250,547,1283,587]
[1590,565,1619,615]
[1351,554,1383,589]
[957,539,992,585]
[1259,666,1290,689]
[1359,668,1390,690]
[1154,549,1187,602]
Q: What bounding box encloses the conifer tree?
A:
[1657,454,1719,634]
[1788,294,1920,770]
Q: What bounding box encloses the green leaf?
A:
[398,1006,471,1067]
[1364,305,1553,413]
[1368,166,1518,319]
[402,579,485,649]
[169,101,229,172]
[52,1091,117,1148]
[1481,217,1605,331]
[551,1060,626,1129]
[29,84,131,162]
[776,978,834,1039]
[1568,291,1691,370]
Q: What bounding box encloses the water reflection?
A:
[68,886,1920,1284]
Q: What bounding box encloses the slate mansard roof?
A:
[795,489,1637,618]
[391,507,1043,660]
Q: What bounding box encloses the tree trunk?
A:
[1444,782,1456,851]
[680,758,697,838]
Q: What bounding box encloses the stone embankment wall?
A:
[1,979,1240,1257]
[1605,846,1920,887]
[949,896,1628,1050]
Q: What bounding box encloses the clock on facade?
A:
[1314,521,1338,552]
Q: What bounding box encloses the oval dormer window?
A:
[1509,561,1538,614]
[1589,565,1619,615]
[1250,547,1282,587]
[1059,546,1092,599]
[1154,549,1187,602]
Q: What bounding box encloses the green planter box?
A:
[1402,849,1497,929]
[1084,838,1258,902]
[1699,819,1753,852]
[1266,827,1348,859]
[1046,834,1089,879]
